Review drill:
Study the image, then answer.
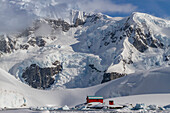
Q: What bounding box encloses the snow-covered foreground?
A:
[105,94,170,107]
[0,66,170,109]
[0,108,170,113]
[0,68,98,108]
[0,109,43,113]
[0,109,119,113]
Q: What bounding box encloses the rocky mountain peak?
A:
[0,34,18,55]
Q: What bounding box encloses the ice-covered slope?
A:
[95,67,170,98]
[0,66,170,108]
[0,67,111,108]
[0,68,27,108]
[0,67,96,108]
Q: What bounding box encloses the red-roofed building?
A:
[86,96,103,103]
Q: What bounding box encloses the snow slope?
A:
[105,94,170,106]
[0,66,170,108]
[0,68,27,108]
[96,67,170,98]
[0,67,101,108]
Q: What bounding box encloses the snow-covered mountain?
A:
[0,0,170,109]
[1,10,170,89]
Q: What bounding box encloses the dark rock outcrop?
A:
[122,22,164,53]
[101,72,126,83]
[0,35,16,53]
[74,18,85,27]
[18,18,85,48]
[89,64,102,72]
[20,44,29,50]
[164,55,170,61]
[87,14,100,23]
[133,36,148,52]
[22,61,62,89]
[47,19,70,32]
[27,36,46,47]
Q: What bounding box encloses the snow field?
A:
[1,66,170,109]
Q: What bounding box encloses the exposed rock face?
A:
[87,14,101,23]
[0,35,16,54]
[122,20,164,53]
[17,18,85,49]
[47,19,70,32]
[131,27,164,52]
[22,61,62,89]
[19,19,71,47]
[164,55,170,61]
[74,18,85,27]
[100,17,165,53]
[89,64,102,72]
[27,36,46,47]
[101,72,126,83]
[20,44,29,50]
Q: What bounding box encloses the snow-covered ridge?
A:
[1,11,170,89]
[131,12,170,28]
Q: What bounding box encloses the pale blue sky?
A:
[0,0,169,33]
[104,0,170,19]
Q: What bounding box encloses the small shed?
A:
[109,100,114,105]
[86,96,103,103]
